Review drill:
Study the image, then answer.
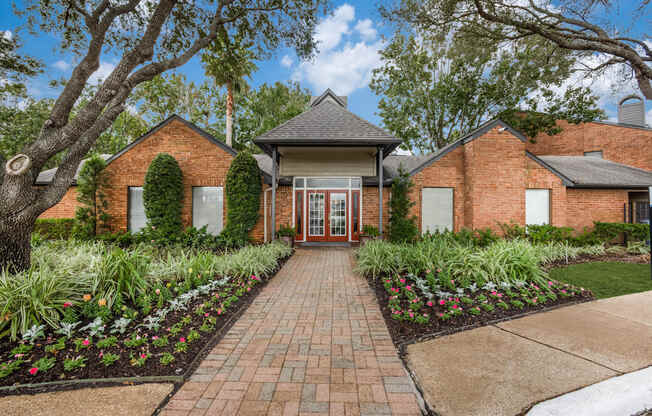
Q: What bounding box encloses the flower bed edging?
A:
[0,251,293,397]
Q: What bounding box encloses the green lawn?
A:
[550,262,652,299]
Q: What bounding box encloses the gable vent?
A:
[617,95,646,126]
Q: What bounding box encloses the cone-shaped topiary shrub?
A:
[388,166,418,243]
[143,153,183,236]
[224,152,261,244]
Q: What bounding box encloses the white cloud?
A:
[292,5,384,96]
[2,30,12,40]
[53,60,71,71]
[89,61,116,85]
[314,4,355,52]
[354,19,377,41]
[280,55,293,68]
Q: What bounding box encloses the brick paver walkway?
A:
[161,247,423,416]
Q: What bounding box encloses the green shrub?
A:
[33,219,75,240]
[388,167,418,243]
[225,152,261,237]
[143,153,184,237]
[593,222,650,242]
[72,154,110,239]
[526,224,574,244]
[276,224,296,237]
[362,225,379,237]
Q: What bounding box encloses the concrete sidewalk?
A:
[406,291,652,416]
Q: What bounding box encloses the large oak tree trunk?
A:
[0,214,35,274]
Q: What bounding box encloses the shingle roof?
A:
[536,155,652,188]
[253,90,401,155]
[35,154,112,185]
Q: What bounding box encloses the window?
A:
[634,200,650,224]
[351,178,361,189]
[584,150,603,158]
[306,178,349,188]
[296,192,303,236]
[421,188,453,233]
[526,189,550,225]
[309,193,325,236]
[294,178,304,188]
[352,192,360,234]
[192,187,223,235]
[128,187,146,233]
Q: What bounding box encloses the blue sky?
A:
[1,1,650,128]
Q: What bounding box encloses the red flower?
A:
[63,302,72,308]
[179,337,186,343]
[29,367,38,376]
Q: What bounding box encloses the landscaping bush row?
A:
[356,237,608,283]
[33,219,76,240]
[0,240,292,341]
[0,240,292,386]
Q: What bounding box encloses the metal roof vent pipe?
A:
[617,95,646,127]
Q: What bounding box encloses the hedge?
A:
[593,222,650,242]
[34,219,75,239]
[225,152,261,238]
[143,153,184,236]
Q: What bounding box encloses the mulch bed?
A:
[368,274,594,347]
[0,254,292,396]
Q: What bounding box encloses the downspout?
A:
[271,146,277,240]
[378,147,384,237]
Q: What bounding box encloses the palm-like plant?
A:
[202,31,258,147]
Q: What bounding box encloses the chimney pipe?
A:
[617,95,646,127]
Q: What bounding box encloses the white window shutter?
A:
[526,189,550,225]
[421,188,454,233]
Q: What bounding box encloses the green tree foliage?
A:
[370,31,605,153]
[388,167,418,243]
[202,32,259,147]
[237,81,310,151]
[72,154,110,238]
[143,153,184,237]
[0,31,42,100]
[132,75,310,151]
[224,152,262,242]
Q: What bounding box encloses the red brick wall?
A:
[464,127,527,230]
[38,187,79,219]
[362,186,390,234]
[566,188,628,232]
[526,158,567,227]
[102,119,235,234]
[411,146,466,232]
[528,121,652,171]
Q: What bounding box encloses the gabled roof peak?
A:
[310,89,347,108]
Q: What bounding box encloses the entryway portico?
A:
[254,89,401,242]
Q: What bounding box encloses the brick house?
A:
[37,89,652,242]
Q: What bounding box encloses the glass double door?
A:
[306,190,348,242]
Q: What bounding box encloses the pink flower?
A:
[29,367,38,376]
[405,285,412,291]
[409,312,414,318]
[63,302,72,308]
[217,309,223,315]
[548,281,554,286]
[82,339,90,346]
[452,304,458,309]
[411,299,417,303]
[140,353,147,359]
[454,298,459,302]
[450,280,455,284]
[532,298,537,303]
[247,287,251,292]
[438,313,444,317]
[179,337,186,343]
[14,353,23,358]
[386,279,390,283]
[497,293,503,298]
[439,300,445,305]
[561,289,567,293]
[204,313,209,317]
[152,336,159,340]
[533,285,540,290]
[400,279,406,284]
[155,289,161,295]
[99,351,103,358]
[423,313,428,317]
[426,301,433,307]
[426,269,431,274]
